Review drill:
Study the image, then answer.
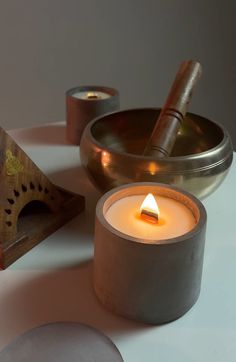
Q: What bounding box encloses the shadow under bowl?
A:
[80,108,233,198]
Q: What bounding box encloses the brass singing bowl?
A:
[80,108,233,198]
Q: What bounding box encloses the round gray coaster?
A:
[0,322,123,362]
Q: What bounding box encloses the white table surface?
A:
[0,123,235,361]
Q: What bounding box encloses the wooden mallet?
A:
[143,60,202,158]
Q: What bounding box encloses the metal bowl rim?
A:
[83,107,231,162]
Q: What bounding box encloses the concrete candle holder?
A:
[94,182,207,324]
[66,85,119,144]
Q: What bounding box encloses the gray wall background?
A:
[0,0,235,147]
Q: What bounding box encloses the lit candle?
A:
[94,183,207,324]
[105,193,196,241]
[72,91,111,100]
[66,86,119,145]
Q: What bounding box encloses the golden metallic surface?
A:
[5,150,24,176]
[80,108,233,199]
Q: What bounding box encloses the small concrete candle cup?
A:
[66,85,119,144]
[94,182,207,324]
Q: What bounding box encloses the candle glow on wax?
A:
[105,194,196,241]
[86,91,101,99]
[72,90,111,100]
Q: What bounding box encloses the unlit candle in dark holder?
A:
[94,182,207,324]
[66,85,119,144]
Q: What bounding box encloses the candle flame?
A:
[86,91,100,99]
[140,193,159,224]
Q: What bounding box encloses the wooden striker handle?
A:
[143,60,202,157]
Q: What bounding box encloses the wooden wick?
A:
[143,60,202,158]
[140,209,158,224]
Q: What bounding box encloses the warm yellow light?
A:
[101,151,110,167]
[148,162,158,175]
[140,193,159,224]
[86,91,100,99]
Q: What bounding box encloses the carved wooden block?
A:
[0,128,85,269]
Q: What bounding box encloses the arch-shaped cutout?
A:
[17,200,52,235]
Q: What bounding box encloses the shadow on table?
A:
[1,261,155,343]
[9,124,69,146]
[47,164,99,197]
[47,164,102,243]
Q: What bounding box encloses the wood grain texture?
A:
[0,127,85,269]
[143,60,202,157]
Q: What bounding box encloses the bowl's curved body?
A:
[80,108,233,198]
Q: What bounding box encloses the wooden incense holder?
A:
[0,127,85,269]
[143,60,202,158]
